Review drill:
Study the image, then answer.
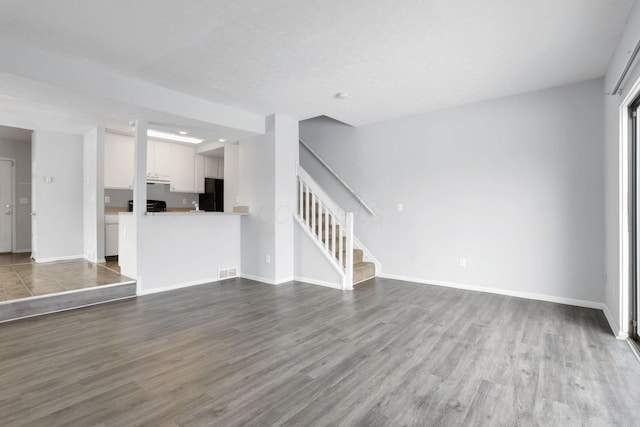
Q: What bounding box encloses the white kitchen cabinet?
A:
[104,133,134,189]
[195,154,205,193]
[105,214,119,257]
[204,156,219,178]
[170,143,196,192]
[147,140,172,180]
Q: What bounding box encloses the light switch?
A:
[104,196,110,204]
[397,203,404,212]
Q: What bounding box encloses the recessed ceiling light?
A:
[147,129,203,144]
[178,130,188,135]
[335,91,350,99]
[218,139,227,142]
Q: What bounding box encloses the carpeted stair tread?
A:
[353,262,375,284]
[301,191,376,284]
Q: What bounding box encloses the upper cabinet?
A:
[204,156,218,178]
[170,144,197,192]
[194,155,205,194]
[104,132,204,193]
[104,132,134,189]
[147,140,172,181]
[204,156,224,178]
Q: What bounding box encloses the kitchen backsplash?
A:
[105,184,200,208]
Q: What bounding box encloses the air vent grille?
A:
[218,267,239,280]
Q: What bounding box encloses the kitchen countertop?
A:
[144,211,248,216]
[116,211,247,216]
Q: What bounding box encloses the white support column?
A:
[133,120,148,291]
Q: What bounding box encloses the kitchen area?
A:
[103,130,235,262]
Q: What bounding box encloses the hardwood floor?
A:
[0,277,639,426]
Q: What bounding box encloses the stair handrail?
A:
[297,163,354,290]
[299,138,376,217]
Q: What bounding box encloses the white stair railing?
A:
[297,164,354,290]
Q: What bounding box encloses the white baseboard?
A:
[240,273,294,286]
[84,255,106,264]
[137,276,220,296]
[12,249,31,254]
[34,254,85,264]
[377,273,604,310]
[294,276,342,290]
[602,304,628,340]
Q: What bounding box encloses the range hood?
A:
[147,176,170,184]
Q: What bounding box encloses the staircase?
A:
[296,164,375,289]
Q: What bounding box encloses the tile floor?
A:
[0,254,132,302]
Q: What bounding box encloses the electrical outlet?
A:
[265,255,271,264]
[182,198,187,205]
[19,197,28,204]
[459,257,467,268]
[104,196,110,204]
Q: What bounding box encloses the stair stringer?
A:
[294,216,345,290]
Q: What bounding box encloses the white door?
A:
[0,160,13,252]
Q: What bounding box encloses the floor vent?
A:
[218,267,239,280]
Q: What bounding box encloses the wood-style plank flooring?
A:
[1,277,639,426]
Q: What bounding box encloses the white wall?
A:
[0,136,31,251]
[603,1,640,335]
[239,114,298,284]
[274,115,298,281]
[224,144,239,213]
[239,118,276,281]
[32,130,84,261]
[83,127,105,263]
[294,222,343,289]
[301,79,605,304]
[135,214,241,294]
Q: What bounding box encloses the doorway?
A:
[0,159,13,253]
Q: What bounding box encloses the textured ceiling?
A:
[0,0,635,127]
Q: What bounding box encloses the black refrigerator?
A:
[199,178,224,212]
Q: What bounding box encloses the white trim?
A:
[0,295,135,324]
[378,273,604,309]
[618,73,640,339]
[294,276,343,290]
[239,273,294,286]
[137,276,222,296]
[0,157,16,252]
[12,249,31,253]
[241,273,275,284]
[603,304,628,339]
[33,254,85,263]
[275,276,294,285]
[0,280,136,306]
